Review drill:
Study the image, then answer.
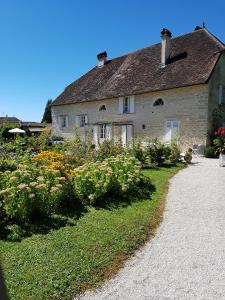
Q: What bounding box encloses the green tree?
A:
[41,99,52,123]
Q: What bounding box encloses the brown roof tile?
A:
[52,29,225,106]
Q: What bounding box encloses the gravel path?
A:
[77,158,225,300]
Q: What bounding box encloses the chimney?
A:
[161,28,172,68]
[97,51,107,67]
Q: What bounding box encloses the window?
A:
[119,96,134,114]
[80,115,86,127]
[99,105,106,111]
[153,98,164,106]
[219,85,225,105]
[60,115,68,128]
[75,115,88,127]
[123,96,130,113]
[100,124,106,139]
[165,120,179,144]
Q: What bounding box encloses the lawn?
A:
[0,164,184,300]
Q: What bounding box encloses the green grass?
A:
[0,164,184,300]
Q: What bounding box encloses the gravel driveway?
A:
[77,158,225,300]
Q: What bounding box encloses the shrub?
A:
[204,146,217,158]
[33,150,73,176]
[214,127,225,154]
[169,140,181,163]
[145,139,170,166]
[0,165,67,223]
[73,154,142,205]
[132,140,147,165]
[0,159,17,172]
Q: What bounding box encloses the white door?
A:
[121,125,133,147]
[165,120,179,144]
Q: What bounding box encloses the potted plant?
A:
[184,148,193,163]
[214,127,225,167]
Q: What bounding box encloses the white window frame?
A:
[60,115,68,128]
[100,124,106,139]
[76,114,88,127]
[123,96,130,113]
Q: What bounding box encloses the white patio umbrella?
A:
[8,128,25,134]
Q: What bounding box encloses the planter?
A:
[184,154,192,164]
[219,153,225,167]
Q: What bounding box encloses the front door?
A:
[165,120,179,144]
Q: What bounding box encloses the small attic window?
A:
[99,105,106,111]
[153,98,164,107]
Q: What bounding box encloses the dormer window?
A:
[153,98,164,106]
[99,105,106,111]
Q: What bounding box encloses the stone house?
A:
[51,27,225,150]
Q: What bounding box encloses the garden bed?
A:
[0,164,184,300]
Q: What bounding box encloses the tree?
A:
[41,99,52,123]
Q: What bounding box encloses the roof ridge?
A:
[203,28,225,49]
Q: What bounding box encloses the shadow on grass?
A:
[94,176,156,210]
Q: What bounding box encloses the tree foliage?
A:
[41,99,52,123]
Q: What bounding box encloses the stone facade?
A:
[52,82,212,150]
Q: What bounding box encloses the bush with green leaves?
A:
[204,146,217,158]
[169,140,181,163]
[73,154,142,204]
[0,165,67,223]
[145,139,171,166]
[0,159,17,172]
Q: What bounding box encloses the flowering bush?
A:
[73,154,142,204]
[33,150,73,176]
[214,127,225,154]
[0,165,66,222]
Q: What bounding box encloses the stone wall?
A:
[52,84,209,150]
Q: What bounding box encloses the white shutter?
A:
[118,97,123,114]
[126,125,133,147]
[106,125,112,140]
[65,116,69,128]
[121,125,127,147]
[85,115,88,125]
[75,116,80,127]
[93,125,98,146]
[165,121,172,144]
[129,96,135,113]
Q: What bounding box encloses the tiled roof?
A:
[52,28,225,106]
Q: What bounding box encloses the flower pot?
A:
[219,153,225,167]
[184,154,192,164]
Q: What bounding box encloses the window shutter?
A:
[129,95,135,113]
[93,125,98,146]
[75,116,80,127]
[121,125,127,147]
[219,85,223,104]
[118,97,123,114]
[106,124,112,140]
[126,125,133,147]
[65,116,69,128]
[85,115,88,125]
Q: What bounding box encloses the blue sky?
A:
[1,0,225,121]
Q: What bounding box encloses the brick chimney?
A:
[97,51,107,67]
[161,28,172,68]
